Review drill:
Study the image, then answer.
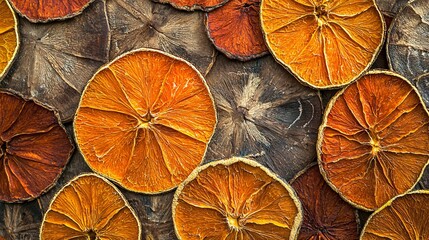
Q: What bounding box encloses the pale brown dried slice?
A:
[0,203,41,239]
[375,0,408,17]
[205,54,322,180]
[0,0,19,82]
[415,73,429,110]
[0,0,109,122]
[107,0,215,75]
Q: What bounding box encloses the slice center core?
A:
[227,215,242,230]
[369,131,380,155]
[0,141,6,157]
[87,229,97,240]
[139,112,155,128]
[315,5,328,24]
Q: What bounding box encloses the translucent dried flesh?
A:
[291,164,358,239]
[260,0,384,88]
[206,0,267,61]
[173,158,302,240]
[0,0,18,80]
[361,191,429,239]
[319,71,429,210]
[75,50,216,194]
[0,91,73,202]
[41,174,140,240]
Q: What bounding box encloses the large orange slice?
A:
[318,70,429,211]
[0,0,19,81]
[260,0,385,88]
[74,49,217,194]
[173,157,302,239]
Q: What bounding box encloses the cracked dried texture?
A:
[361,191,429,239]
[205,54,322,180]
[375,0,408,17]
[0,203,41,239]
[260,0,384,88]
[40,174,140,240]
[0,91,73,202]
[291,164,358,239]
[416,73,429,110]
[318,71,429,211]
[0,0,18,81]
[107,0,215,75]
[75,49,216,194]
[387,0,429,82]
[206,0,267,61]
[0,0,109,122]
[173,158,302,240]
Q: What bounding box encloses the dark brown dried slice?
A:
[204,54,322,180]
[107,0,215,75]
[290,164,359,239]
[387,0,429,82]
[0,0,109,122]
[375,0,408,17]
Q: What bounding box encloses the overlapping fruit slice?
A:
[260,0,385,88]
[318,71,429,210]
[154,0,227,11]
[0,0,19,81]
[361,190,429,239]
[173,157,302,239]
[291,164,359,239]
[75,49,217,194]
[40,174,141,240]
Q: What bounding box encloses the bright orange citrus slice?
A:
[0,0,19,80]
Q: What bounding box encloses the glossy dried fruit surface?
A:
[291,164,358,239]
[0,0,18,81]
[361,190,429,239]
[40,174,141,240]
[261,0,384,89]
[0,91,73,203]
[206,0,267,61]
[75,49,216,194]
[318,71,429,211]
[173,157,302,240]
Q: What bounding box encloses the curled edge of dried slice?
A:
[0,0,19,81]
[172,157,303,240]
[153,0,229,12]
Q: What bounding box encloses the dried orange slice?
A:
[205,0,267,61]
[40,173,141,240]
[154,0,227,11]
[0,0,19,81]
[173,157,302,239]
[75,49,217,194]
[318,70,429,211]
[260,0,385,89]
[361,190,429,239]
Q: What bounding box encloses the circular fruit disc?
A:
[0,0,19,81]
[375,0,408,17]
[107,0,216,75]
[416,73,429,110]
[318,70,429,211]
[173,157,302,239]
[361,190,429,239]
[1,0,109,122]
[40,174,141,240]
[291,164,359,239]
[205,54,322,180]
[0,91,73,202]
[75,49,217,194]
[8,0,94,22]
[387,0,429,82]
[260,0,385,89]
[205,0,267,61]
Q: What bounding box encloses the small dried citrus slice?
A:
[40,173,141,240]
[260,0,385,89]
[361,190,429,239]
[154,0,227,11]
[318,70,429,211]
[0,0,18,81]
[173,157,302,240]
[205,0,267,61]
[0,91,73,203]
[75,49,217,194]
[291,164,359,239]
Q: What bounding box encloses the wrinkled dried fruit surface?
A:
[319,71,429,210]
[107,0,215,75]
[416,73,429,110]
[40,174,140,240]
[206,0,267,61]
[291,164,358,239]
[0,91,73,202]
[8,0,93,22]
[375,0,408,17]
[154,0,227,11]
[205,54,322,180]
[75,49,216,194]
[173,158,302,240]
[261,0,384,88]
[1,0,109,122]
[387,0,429,82]
[361,190,429,239]
[0,0,18,81]
[0,203,41,239]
